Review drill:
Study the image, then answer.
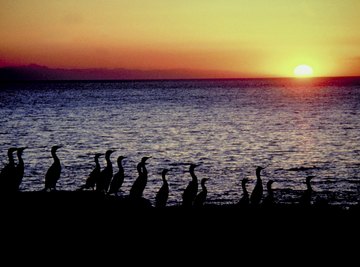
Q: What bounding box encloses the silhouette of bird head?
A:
[267,180,274,189]
[201,178,209,185]
[51,145,62,153]
[189,163,200,172]
[141,156,151,164]
[117,156,126,162]
[17,147,27,155]
[255,166,265,176]
[162,169,169,176]
[94,153,102,159]
[105,150,115,157]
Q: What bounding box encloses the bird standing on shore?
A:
[97,149,115,193]
[14,147,27,191]
[182,164,199,207]
[262,180,274,207]
[78,153,102,191]
[129,156,151,198]
[44,145,62,191]
[0,147,17,192]
[250,166,264,206]
[194,178,209,207]
[155,169,169,208]
[108,156,126,195]
[238,178,250,207]
[299,176,314,207]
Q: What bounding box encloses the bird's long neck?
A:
[242,182,248,197]
[162,173,168,185]
[105,155,112,170]
[17,152,24,167]
[190,170,197,183]
[306,179,312,192]
[137,162,142,175]
[51,150,60,163]
[267,184,273,197]
[142,163,148,177]
[256,170,262,181]
[8,150,15,166]
[118,161,124,174]
[95,157,100,170]
[201,182,207,192]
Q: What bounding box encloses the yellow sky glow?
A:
[0,0,359,77]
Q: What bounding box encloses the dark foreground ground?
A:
[1,191,359,261]
[2,191,358,226]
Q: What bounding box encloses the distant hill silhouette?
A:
[0,64,243,81]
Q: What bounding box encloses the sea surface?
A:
[1,78,359,208]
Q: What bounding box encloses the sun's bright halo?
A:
[294,65,313,78]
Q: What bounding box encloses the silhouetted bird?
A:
[0,147,17,192]
[194,178,209,207]
[299,176,314,207]
[182,164,199,207]
[97,150,115,193]
[262,180,274,207]
[238,178,250,207]
[14,147,27,191]
[78,153,102,191]
[129,156,151,198]
[108,156,126,195]
[44,145,62,191]
[250,166,264,206]
[155,169,169,208]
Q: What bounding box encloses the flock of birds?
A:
[0,146,315,208]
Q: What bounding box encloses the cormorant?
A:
[155,169,169,208]
[44,145,62,191]
[299,176,314,207]
[262,180,274,207]
[129,156,151,199]
[182,164,199,207]
[14,147,27,191]
[250,166,264,206]
[194,178,209,207]
[238,178,250,207]
[97,149,115,193]
[78,153,102,191]
[108,156,126,195]
[0,147,17,192]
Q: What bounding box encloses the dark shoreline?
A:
[2,190,358,216]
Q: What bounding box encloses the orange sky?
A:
[1,0,360,78]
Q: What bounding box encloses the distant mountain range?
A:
[0,64,243,81]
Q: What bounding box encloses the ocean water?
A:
[0,78,359,207]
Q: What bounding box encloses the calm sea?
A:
[1,78,359,207]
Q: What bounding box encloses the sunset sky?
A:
[1,0,360,78]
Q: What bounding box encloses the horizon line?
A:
[1,64,360,81]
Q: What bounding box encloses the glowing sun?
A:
[294,65,313,78]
